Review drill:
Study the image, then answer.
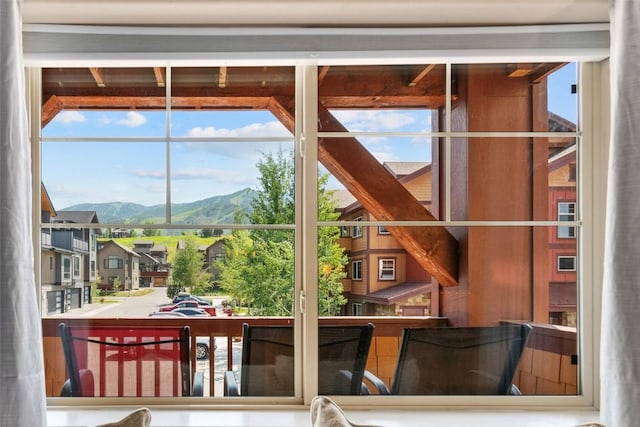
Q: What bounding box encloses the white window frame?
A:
[352,216,363,238]
[25,24,607,411]
[378,225,390,234]
[72,255,81,279]
[352,260,363,280]
[378,258,396,280]
[558,201,577,238]
[352,303,363,316]
[558,255,577,272]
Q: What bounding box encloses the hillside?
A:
[63,187,257,225]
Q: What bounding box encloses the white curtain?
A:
[601,0,640,426]
[0,0,48,426]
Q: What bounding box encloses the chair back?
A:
[237,323,375,396]
[318,323,375,395]
[58,323,192,397]
[239,323,295,396]
[390,324,532,395]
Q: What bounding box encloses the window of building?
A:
[378,259,396,280]
[352,303,363,316]
[29,25,607,409]
[352,217,363,238]
[558,256,577,272]
[558,202,577,238]
[62,256,71,281]
[352,260,363,280]
[378,225,390,235]
[104,256,122,269]
[72,256,81,279]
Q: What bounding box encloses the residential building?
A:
[97,240,141,291]
[204,239,226,287]
[335,162,434,316]
[132,240,170,287]
[40,184,100,314]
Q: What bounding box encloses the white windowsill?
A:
[47,407,602,427]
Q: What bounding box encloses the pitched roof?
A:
[350,281,431,305]
[102,240,139,257]
[383,161,429,177]
[54,210,100,224]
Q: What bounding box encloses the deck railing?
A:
[42,317,575,397]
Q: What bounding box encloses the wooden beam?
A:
[408,64,436,87]
[41,95,64,127]
[507,63,534,77]
[88,67,106,87]
[318,66,331,86]
[153,67,165,87]
[218,66,227,88]
[267,97,458,286]
[52,95,274,110]
[530,62,569,84]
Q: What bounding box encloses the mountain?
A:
[62,188,257,225]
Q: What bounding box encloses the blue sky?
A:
[42,63,576,210]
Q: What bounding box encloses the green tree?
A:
[142,220,160,237]
[217,149,347,316]
[112,276,121,293]
[171,235,210,295]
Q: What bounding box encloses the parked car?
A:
[148,311,188,318]
[170,307,211,317]
[195,336,216,360]
[160,300,216,316]
[172,292,212,305]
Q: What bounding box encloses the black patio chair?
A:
[365,324,532,395]
[224,322,375,396]
[58,323,203,397]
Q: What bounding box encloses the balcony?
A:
[42,317,576,398]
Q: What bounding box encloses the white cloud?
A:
[132,167,251,185]
[186,120,290,138]
[54,111,86,124]
[331,110,416,132]
[116,111,147,127]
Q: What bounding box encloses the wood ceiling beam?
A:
[318,66,331,86]
[218,67,227,88]
[42,95,64,127]
[530,62,569,84]
[88,67,106,87]
[153,67,166,87]
[408,64,436,87]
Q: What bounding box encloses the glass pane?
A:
[42,67,167,138]
[451,62,577,132]
[42,141,167,209]
[450,137,578,221]
[317,225,578,396]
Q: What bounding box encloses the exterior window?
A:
[352,303,363,316]
[49,256,53,270]
[558,256,577,271]
[379,259,395,280]
[104,256,122,269]
[378,225,390,234]
[352,217,362,238]
[62,257,71,281]
[72,256,81,278]
[558,202,576,238]
[352,260,362,280]
[340,226,349,237]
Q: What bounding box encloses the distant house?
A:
[133,240,170,287]
[40,183,101,314]
[97,240,140,291]
[334,162,434,317]
[204,239,226,286]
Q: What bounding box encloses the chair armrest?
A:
[224,371,240,396]
[363,370,390,395]
[192,370,204,396]
[509,384,522,395]
[60,379,72,397]
[336,369,371,395]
